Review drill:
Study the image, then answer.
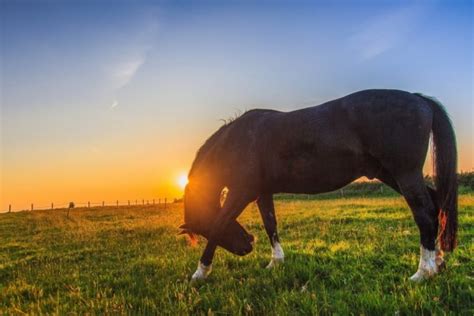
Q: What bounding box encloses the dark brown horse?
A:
[180,89,458,281]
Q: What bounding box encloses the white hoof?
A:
[191,262,212,280]
[409,270,428,282]
[409,246,442,282]
[266,242,284,269]
[266,257,284,269]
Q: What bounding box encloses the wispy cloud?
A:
[110,99,119,110]
[111,57,146,90]
[350,5,422,60]
[105,10,159,102]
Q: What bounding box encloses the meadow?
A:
[1,194,473,315]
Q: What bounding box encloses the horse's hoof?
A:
[266,257,284,269]
[409,266,437,282]
[191,262,212,280]
[409,271,425,282]
[191,273,206,281]
[409,246,440,282]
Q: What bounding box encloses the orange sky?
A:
[1,124,207,211]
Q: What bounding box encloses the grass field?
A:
[1,195,473,314]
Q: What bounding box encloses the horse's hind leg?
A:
[257,194,284,268]
[397,172,441,281]
[376,169,401,193]
[426,186,446,270]
[378,170,445,276]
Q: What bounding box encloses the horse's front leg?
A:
[191,241,216,280]
[191,188,254,280]
[257,194,284,268]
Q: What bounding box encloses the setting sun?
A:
[177,173,188,190]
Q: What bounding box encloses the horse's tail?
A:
[415,93,458,252]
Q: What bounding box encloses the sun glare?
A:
[178,173,188,190]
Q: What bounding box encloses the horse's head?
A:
[180,177,254,256]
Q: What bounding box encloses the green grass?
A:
[1,195,473,315]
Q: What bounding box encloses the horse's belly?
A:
[268,153,363,194]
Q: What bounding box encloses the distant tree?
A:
[458,171,474,189]
[67,202,75,218]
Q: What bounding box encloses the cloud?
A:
[106,10,159,92]
[103,10,159,109]
[350,5,422,60]
[110,100,119,109]
[111,57,146,90]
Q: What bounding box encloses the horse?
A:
[179,89,458,282]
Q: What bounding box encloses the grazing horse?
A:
[180,89,458,282]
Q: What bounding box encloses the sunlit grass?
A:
[0,195,473,314]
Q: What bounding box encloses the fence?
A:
[5,197,179,213]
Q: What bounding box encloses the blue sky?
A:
[1,0,473,209]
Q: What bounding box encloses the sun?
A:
[177,173,188,190]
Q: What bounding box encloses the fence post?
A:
[159,198,161,205]
[88,201,90,208]
[164,198,167,209]
[9,204,11,213]
[51,203,54,210]
[128,200,130,206]
[142,199,144,205]
[153,199,155,205]
[102,201,105,207]
[116,200,119,207]
[380,186,384,194]
[340,189,344,197]
[31,203,33,211]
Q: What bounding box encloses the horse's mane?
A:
[188,109,267,177]
[188,121,234,177]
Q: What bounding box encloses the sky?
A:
[1,0,473,211]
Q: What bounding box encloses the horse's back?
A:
[215,89,434,192]
[262,89,433,191]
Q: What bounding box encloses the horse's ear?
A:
[188,232,198,247]
[178,223,190,236]
[178,229,198,247]
[177,224,198,245]
[220,187,229,208]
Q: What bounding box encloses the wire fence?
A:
[4,197,181,213]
